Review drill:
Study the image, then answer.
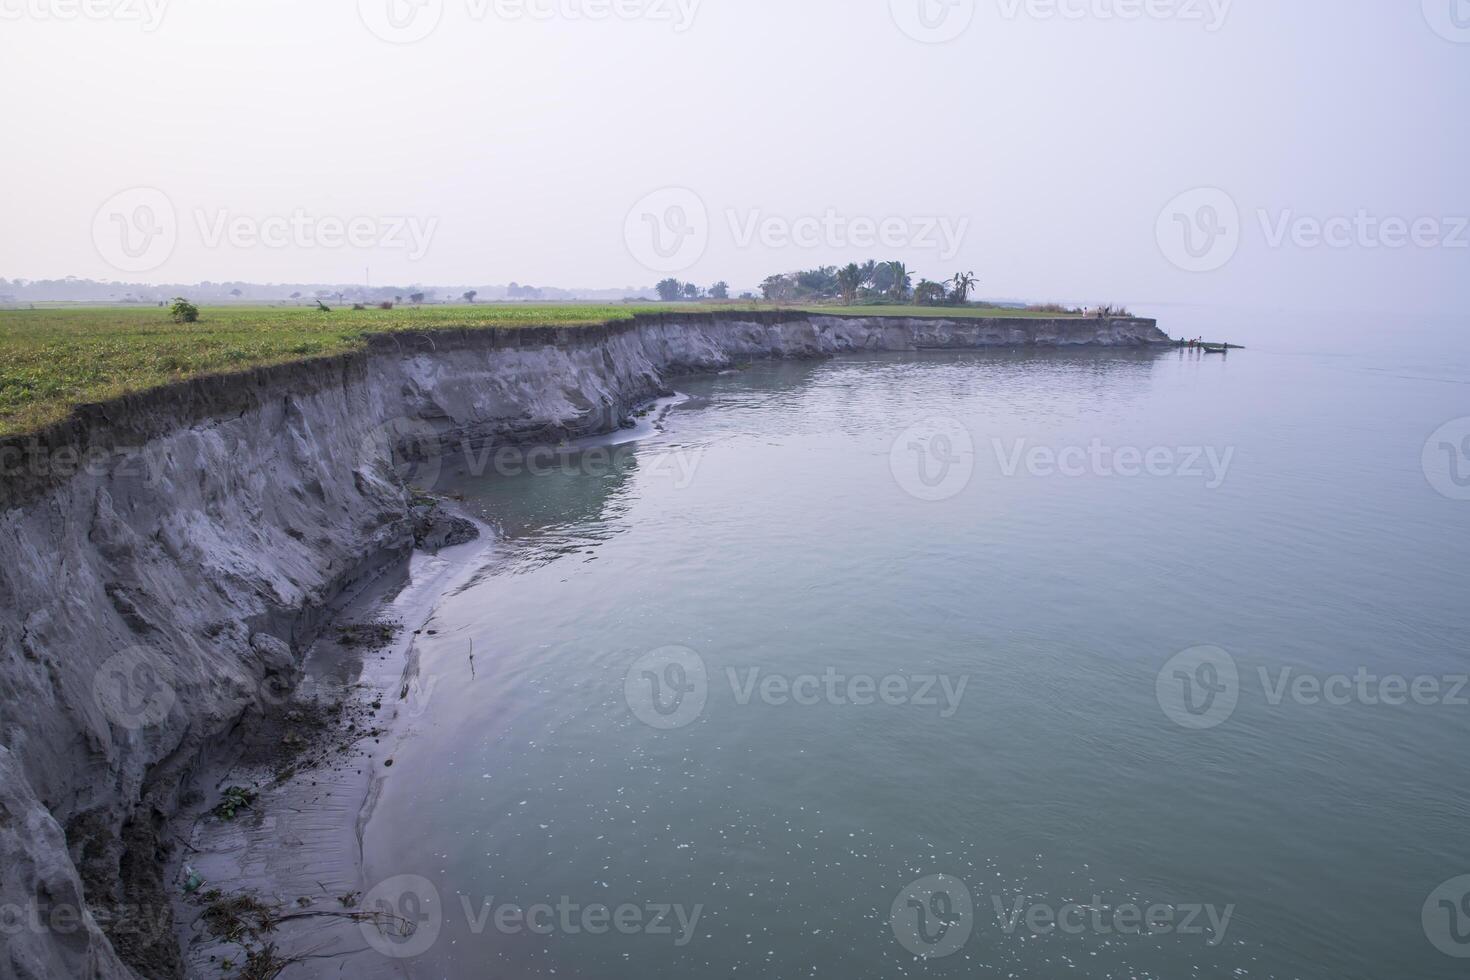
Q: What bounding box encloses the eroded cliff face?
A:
[0,313,1166,978]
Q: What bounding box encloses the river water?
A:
[356,307,1470,980]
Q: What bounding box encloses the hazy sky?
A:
[2,0,1467,312]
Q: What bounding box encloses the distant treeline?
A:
[0,278,656,305]
[653,279,745,302]
[754,262,978,307]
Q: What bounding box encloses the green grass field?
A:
[822,304,1079,319]
[0,302,1084,437]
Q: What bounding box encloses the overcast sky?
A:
[2,0,1467,312]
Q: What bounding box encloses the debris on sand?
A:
[211,786,259,821]
[335,622,400,649]
[199,892,277,944]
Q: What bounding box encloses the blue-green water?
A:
[362,308,1470,979]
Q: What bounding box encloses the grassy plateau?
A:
[0,302,1085,437]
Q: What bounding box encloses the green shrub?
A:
[169,298,200,324]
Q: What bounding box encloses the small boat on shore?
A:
[1201,343,1229,354]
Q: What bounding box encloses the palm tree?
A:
[948,271,978,305]
[881,261,912,301]
[836,263,865,305]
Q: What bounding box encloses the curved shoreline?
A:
[168,392,694,977]
[0,313,1168,979]
[0,312,1165,509]
[165,506,498,978]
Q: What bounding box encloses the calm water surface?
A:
[362,308,1470,979]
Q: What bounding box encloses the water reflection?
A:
[352,343,1470,980]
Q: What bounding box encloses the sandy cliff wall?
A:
[0,313,1166,978]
